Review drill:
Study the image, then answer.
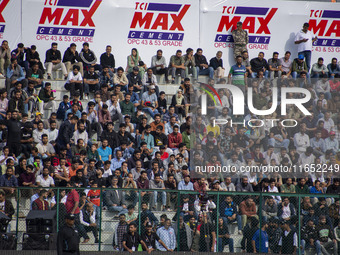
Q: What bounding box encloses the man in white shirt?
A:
[151,50,169,83]
[33,121,48,144]
[36,167,55,187]
[280,51,292,77]
[36,134,56,159]
[65,65,83,99]
[294,22,318,71]
[79,202,99,243]
[72,122,88,148]
[48,120,59,145]
[293,124,310,154]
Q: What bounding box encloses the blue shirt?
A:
[252,229,269,253]
[0,174,18,187]
[64,109,81,120]
[97,146,112,162]
[178,180,194,190]
[110,157,125,171]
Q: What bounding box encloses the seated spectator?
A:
[278,197,296,220]
[100,45,115,72]
[113,67,128,89]
[292,54,309,79]
[26,45,44,74]
[315,215,338,255]
[311,57,328,78]
[32,189,49,210]
[36,167,55,188]
[327,57,340,79]
[141,85,159,119]
[64,102,81,121]
[44,42,67,80]
[294,124,310,154]
[63,43,83,76]
[6,58,28,93]
[169,50,185,84]
[239,196,258,229]
[250,52,268,78]
[0,40,11,76]
[151,49,169,83]
[80,42,101,72]
[26,63,44,88]
[209,51,225,80]
[11,43,28,72]
[220,195,242,234]
[183,48,197,82]
[120,93,134,117]
[127,48,146,79]
[65,66,83,99]
[171,89,186,118]
[36,134,56,159]
[142,68,159,96]
[99,66,114,89]
[38,82,57,116]
[301,219,318,255]
[105,176,128,216]
[79,202,99,243]
[194,48,214,79]
[268,51,282,79]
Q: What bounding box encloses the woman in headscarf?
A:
[127,48,147,79]
[171,89,187,118]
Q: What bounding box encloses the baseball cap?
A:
[213,180,220,184]
[330,131,335,135]
[298,54,304,60]
[65,213,75,220]
[149,85,156,90]
[146,222,153,228]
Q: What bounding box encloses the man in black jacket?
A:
[56,116,78,150]
[100,122,119,149]
[0,189,15,220]
[195,48,214,79]
[0,110,22,156]
[8,90,24,116]
[26,45,44,74]
[63,43,83,76]
[44,42,67,80]
[80,42,101,72]
[100,45,115,72]
[57,213,80,255]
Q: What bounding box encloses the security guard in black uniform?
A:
[57,213,80,255]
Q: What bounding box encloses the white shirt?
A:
[294,132,310,153]
[36,142,56,155]
[36,175,55,187]
[318,118,335,132]
[105,99,121,115]
[73,130,89,145]
[295,30,314,52]
[66,71,83,83]
[79,209,96,227]
[33,129,48,144]
[281,57,292,73]
[48,128,59,142]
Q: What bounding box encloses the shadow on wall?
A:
[285,32,298,58]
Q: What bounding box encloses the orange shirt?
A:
[150,121,165,133]
[87,189,101,207]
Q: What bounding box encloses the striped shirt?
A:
[229,64,246,85]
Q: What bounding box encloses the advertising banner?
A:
[21,0,199,67]
[200,0,340,70]
[1,0,21,47]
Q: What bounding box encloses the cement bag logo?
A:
[309,10,340,47]
[0,0,10,34]
[37,0,102,37]
[129,2,190,41]
[216,6,278,45]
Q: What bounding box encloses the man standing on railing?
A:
[57,213,80,255]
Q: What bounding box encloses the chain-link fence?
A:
[0,187,339,254]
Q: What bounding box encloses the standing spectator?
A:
[100,45,115,72]
[32,189,49,210]
[0,111,22,156]
[156,219,176,251]
[252,221,270,253]
[0,40,10,76]
[250,52,269,78]
[294,22,318,71]
[57,213,80,255]
[44,42,67,80]
[169,50,185,84]
[113,214,128,251]
[122,222,148,252]
[6,58,28,93]
[228,56,247,92]
[151,49,169,83]
[63,43,83,76]
[301,219,318,255]
[0,189,14,220]
[194,48,214,79]
[80,42,101,72]
[278,220,298,254]
[56,116,77,150]
[232,22,249,59]
[38,82,57,115]
[209,51,225,80]
[198,212,216,252]
[217,217,234,252]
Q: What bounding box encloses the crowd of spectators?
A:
[0,33,338,254]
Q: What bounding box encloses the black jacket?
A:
[56,120,74,146]
[100,53,115,68]
[63,47,81,64]
[57,225,80,255]
[0,118,22,143]
[101,130,119,149]
[45,49,62,63]
[8,99,25,115]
